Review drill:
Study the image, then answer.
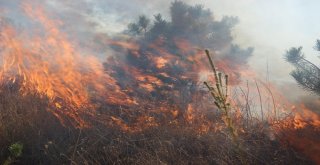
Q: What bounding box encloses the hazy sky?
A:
[195,0,320,79]
[195,0,320,99]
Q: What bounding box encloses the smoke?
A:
[1,2,319,163]
[1,0,319,115]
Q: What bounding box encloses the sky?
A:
[194,0,320,99]
[196,0,320,80]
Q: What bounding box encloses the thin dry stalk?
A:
[254,80,263,121]
[260,82,277,120]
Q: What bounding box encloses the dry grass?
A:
[0,85,314,165]
[0,52,316,164]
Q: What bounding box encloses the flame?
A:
[154,57,168,69]
[1,2,320,163]
[294,104,320,129]
[185,104,194,124]
[111,115,159,133]
[0,3,134,127]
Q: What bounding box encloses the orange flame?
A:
[0,3,134,127]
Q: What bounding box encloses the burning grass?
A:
[0,50,317,164]
[0,92,314,164]
[0,1,319,164]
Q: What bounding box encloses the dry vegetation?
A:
[0,1,318,164]
[0,52,315,165]
[0,96,312,165]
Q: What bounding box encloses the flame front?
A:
[0,3,134,127]
[1,2,320,163]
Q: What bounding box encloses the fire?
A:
[185,104,194,124]
[273,104,320,164]
[154,57,168,69]
[294,104,320,129]
[0,3,133,127]
[111,115,159,133]
[1,2,319,163]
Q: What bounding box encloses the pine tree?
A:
[285,40,320,95]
